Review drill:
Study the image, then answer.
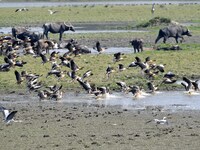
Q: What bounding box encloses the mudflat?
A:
[0,101,200,150]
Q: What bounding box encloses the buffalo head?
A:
[64,22,75,32]
[184,29,192,37]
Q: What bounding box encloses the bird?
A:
[116,81,129,92]
[129,85,142,98]
[147,82,158,93]
[77,78,91,94]
[15,8,29,12]
[46,69,66,79]
[181,77,199,92]
[48,9,59,15]
[161,78,177,84]
[67,71,78,81]
[151,3,155,14]
[69,59,83,72]
[118,64,126,72]
[49,85,63,101]
[154,117,168,125]
[106,65,115,79]
[82,70,93,80]
[0,106,18,124]
[164,72,176,79]
[40,53,49,64]
[38,90,48,100]
[14,70,23,84]
[93,86,110,98]
[94,41,106,54]
[113,52,124,62]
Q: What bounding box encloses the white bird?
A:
[151,3,155,14]
[154,117,168,125]
[48,9,59,15]
[0,106,18,124]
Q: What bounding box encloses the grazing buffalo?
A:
[42,22,75,41]
[130,38,144,53]
[12,27,28,39]
[155,25,192,44]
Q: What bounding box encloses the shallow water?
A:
[0,1,200,8]
[52,47,134,54]
[1,91,200,111]
[0,27,147,35]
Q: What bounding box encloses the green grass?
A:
[0,47,200,93]
[0,4,200,27]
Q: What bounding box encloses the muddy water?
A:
[0,27,147,35]
[1,91,200,110]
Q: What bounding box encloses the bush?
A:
[136,17,171,28]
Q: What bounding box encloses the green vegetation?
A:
[136,17,171,28]
[0,4,200,27]
[0,45,200,93]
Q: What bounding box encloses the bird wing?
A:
[135,62,146,70]
[15,70,22,83]
[40,54,48,63]
[1,108,10,120]
[182,77,192,90]
[147,82,154,91]
[6,111,17,122]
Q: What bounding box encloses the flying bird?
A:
[15,8,29,12]
[154,117,168,125]
[48,9,59,15]
[0,106,18,124]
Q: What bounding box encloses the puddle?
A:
[1,91,200,111]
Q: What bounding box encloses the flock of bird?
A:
[1,32,199,104]
[1,2,200,124]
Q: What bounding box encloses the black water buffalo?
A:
[130,38,144,53]
[155,25,192,44]
[17,31,43,45]
[43,22,75,41]
[12,27,28,39]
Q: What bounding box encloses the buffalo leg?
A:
[59,32,63,41]
[163,36,167,43]
[155,36,162,44]
[43,32,48,39]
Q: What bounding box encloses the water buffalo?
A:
[17,31,43,45]
[43,22,75,41]
[12,27,28,39]
[155,25,192,44]
[130,38,143,53]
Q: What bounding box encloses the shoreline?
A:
[1,102,200,149]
